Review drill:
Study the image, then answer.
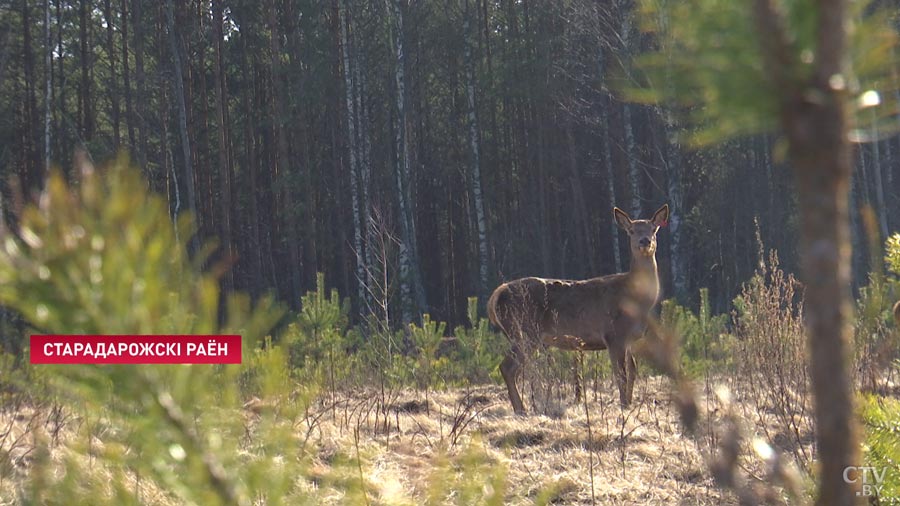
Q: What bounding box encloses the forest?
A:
[5,0,896,326]
[2,0,900,504]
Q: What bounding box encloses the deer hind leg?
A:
[609,345,629,407]
[624,349,637,406]
[500,344,527,415]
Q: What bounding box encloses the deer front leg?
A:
[500,345,527,415]
[609,345,629,407]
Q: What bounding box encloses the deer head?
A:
[614,204,669,258]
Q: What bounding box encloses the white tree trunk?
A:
[390,0,426,323]
[463,0,490,297]
[597,50,622,272]
[618,1,640,216]
[655,5,686,299]
[623,104,641,216]
[340,0,366,314]
[353,27,373,282]
[165,0,197,251]
[44,0,51,173]
[663,120,687,299]
[359,65,376,308]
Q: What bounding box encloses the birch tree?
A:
[165,0,198,251]
[388,0,426,323]
[340,0,367,315]
[78,0,93,141]
[132,0,148,169]
[101,0,120,146]
[662,120,686,300]
[120,0,135,149]
[354,18,375,312]
[462,0,490,298]
[598,49,622,272]
[212,0,234,290]
[44,0,51,173]
[617,0,641,216]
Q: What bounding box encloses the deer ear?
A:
[651,204,669,228]
[614,207,633,231]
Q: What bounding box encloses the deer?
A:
[487,204,668,415]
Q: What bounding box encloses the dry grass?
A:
[270,374,799,505]
[1,371,818,505]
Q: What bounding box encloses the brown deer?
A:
[487,204,668,415]
[894,300,900,327]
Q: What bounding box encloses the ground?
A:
[285,376,768,505]
[3,372,819,505]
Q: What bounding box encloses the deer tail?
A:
[487,284,508,334]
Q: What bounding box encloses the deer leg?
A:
[500,345,527,415]
[624,349,637,406]
[609,345,629,407]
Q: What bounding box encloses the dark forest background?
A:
[0,0,896,327]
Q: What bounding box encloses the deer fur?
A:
[488,204,669,415]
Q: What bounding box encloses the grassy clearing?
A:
[3,371,822,505]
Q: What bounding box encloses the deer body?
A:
[488,205,668,415]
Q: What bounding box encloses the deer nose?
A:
[639,238,650,247]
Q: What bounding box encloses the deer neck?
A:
[626,253,660,306]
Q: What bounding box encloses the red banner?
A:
[30,335,242,364]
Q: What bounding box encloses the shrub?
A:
[731,251,811,467]
[853,234,900,391]
[449,297,505,385]
[886,233,900,277]
[0,160,346,504]
[659,288,730,377]
[858,394,900,501]
[282,273,360,397]
[407,313,448,390]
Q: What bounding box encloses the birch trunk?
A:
[133,0,148,169]
[79,0,93,141]
[662,120,686,300]
[356,37,375,305]
[597,49,621,272]
[102,0,120,147]
[618,0,640,216]
[120,0,135,150]
[340,0,367,315]
[463,0,490,298]
[165,0,198,251]
[390,0,426,323]
[161,84,179,230]
[623,106,641,216]
[212,0,234,290]
[44,0,51,173]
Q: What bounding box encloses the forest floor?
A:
[1,374,818,505]
[282,374,814,505]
